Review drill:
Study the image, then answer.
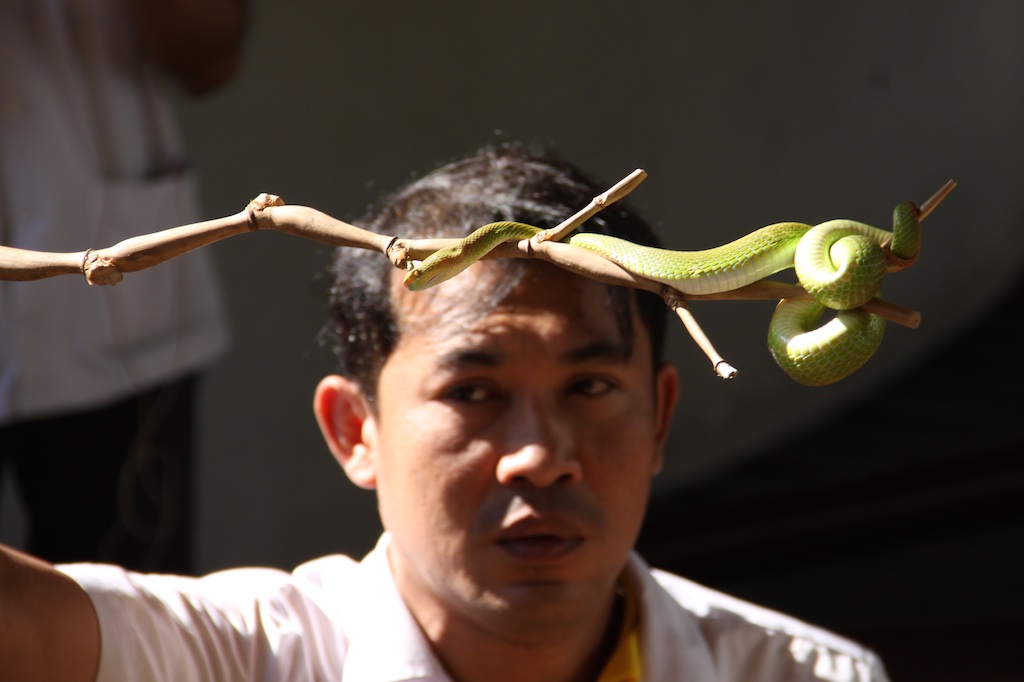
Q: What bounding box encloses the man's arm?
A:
[0,545,99,682]
[127,0,249,95]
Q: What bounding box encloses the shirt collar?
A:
[340,533,452,681]
[625,552,718,680]
[596,572,644,682]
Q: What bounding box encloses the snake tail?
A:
[887,201,922,265]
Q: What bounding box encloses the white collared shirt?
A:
[60,533,889,681]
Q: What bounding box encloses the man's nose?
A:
[494,397,581,487]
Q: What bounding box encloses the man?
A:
[0,0,247,572]
[0,143,890,681]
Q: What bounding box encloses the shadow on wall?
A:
[639,263,1024,681]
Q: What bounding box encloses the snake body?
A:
[403,203,920,386]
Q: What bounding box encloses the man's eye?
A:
[569,377,614,397]
[446,384,492,403]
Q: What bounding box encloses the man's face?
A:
[332,262,677,634]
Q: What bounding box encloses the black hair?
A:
[322,141,668,401]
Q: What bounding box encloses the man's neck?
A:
[421,590,625,682]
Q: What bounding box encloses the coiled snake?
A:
[403,201,923,386]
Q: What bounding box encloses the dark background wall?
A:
[2,3,1022,680]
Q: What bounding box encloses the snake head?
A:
[402,266,430,291]
[403,245,475,291]
[403,262,454,291]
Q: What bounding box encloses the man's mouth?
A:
[497,534,583,560]
[496,513,587,561]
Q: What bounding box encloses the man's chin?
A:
[476,579,614,635]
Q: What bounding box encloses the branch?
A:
[0,176,950,381]
[533,168,649,244]
[0,194,397,285]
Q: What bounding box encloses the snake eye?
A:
[402,269,422,289]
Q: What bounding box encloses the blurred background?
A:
[2,2,1022,680]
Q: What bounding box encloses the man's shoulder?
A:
[648,567,857,647]
[291,553,363,586]
[634,560,890,681]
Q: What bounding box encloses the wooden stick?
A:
[0,175,948,384]
[662,288,738,379]
[0,189,928,329]
[0,178,940,333]
[531,168,647,244]
[917,179,957,221]
[0,246,83,281]
[82,210,253,285]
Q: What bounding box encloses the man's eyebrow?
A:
[562,340,631,365]
[437,348,502,370]
[436,339,629,371]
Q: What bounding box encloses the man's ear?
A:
[651,362,679,476]
[313,374,379,490]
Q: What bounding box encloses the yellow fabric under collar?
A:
[596,575,643,682]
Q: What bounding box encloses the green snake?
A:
[403,202,921,386]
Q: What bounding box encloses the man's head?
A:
[313,142,679,657]
[321,141,669,404]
